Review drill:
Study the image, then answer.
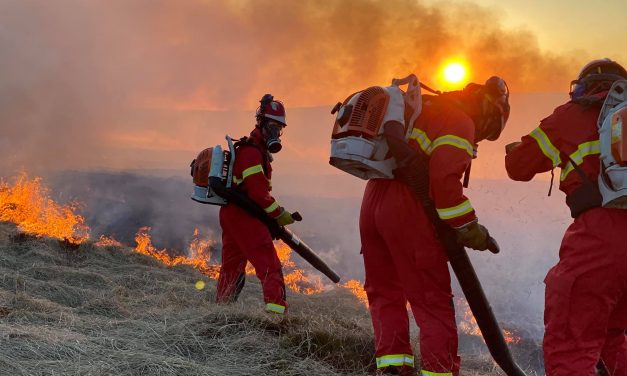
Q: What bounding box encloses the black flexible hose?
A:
[399,160,526,376]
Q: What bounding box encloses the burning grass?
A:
[0,174,542,374]
[0,173,89,244]
[0,222,374,375]
[0,221,543,375]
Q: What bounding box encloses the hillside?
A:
[0,221,533,376]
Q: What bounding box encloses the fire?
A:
[0,173,89,244]
[245,241,325,295]
[95,235,122,247]
[0,173,386,303]
[502,329,522,345]
[187,228,219,279]
[456,297,522,344]
[134,227,220,279]
[342,279,368,306]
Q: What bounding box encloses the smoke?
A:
[47,171,221,253]
[0,0,586,172]
[44,170,564,343]
[0,0,590,345]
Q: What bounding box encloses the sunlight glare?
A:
[443,62,467,84]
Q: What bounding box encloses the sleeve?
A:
[429,115,477,228]
[505,112,562,182]
[383,121,416,163]
[235,147,284,218]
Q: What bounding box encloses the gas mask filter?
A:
[264,122,284,153]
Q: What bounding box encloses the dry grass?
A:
[0,222,536,375]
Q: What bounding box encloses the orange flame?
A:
[342,279,368,306]
[0,173,89,244]
[502,329,522,345]
[456,297,521,344]
[133,227,220,279]
[94,235,122,247]
[245,240,325,295]
[0,173,384,302]
[187,228,219,279]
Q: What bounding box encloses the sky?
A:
[456,0,626,63]
[0,0,624,178]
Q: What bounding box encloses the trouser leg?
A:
[216,229,246,303]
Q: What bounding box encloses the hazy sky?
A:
[0,0,624,175]
[459,0,626,63]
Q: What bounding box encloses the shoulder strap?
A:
[391,74,423,139]
[233,136,270,173]
[566,155,596,188]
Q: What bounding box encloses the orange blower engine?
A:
[329,74,422,180]
[190,146,228,206]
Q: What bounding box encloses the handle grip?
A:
[291,212,303,221]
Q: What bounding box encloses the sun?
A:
[442,62,468,85]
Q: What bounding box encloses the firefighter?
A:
[216,94,296,315]
[360,77,510,375]
[505,59,627,376]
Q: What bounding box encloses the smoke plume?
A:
[0,0,586,172]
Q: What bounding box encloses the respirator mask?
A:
[264,121,284,153]
[477,76,510,142]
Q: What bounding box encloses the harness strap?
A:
[564,155,602,218]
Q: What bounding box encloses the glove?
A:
[505,141,522,155]
[276,209,295,226]
[456,221,489,251]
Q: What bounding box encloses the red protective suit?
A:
[216,130,288,314]
[505,95,627,376]
[360,97,479,375]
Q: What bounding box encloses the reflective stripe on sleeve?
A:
[375,354,415,368]
[232,164,264,186]
[560,140,601,181]
[410,128,473,157]
[431,135,474,157]
[265,303,286,314]
[529,127,561,167]
[242,164,264,179]
[422,370,453,376]
[436,199,474,220]
[264,201,280,214]
[411,128,432,154]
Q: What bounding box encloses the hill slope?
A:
[0,222,522,375]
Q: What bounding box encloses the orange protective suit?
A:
[216,130,288,314]
[360,97,480,375]
[506,94,627,376]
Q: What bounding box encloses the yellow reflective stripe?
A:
[410,128,473,157]
[410,128,432,154]
[265,303,285,314]
[431,135,474,157]
[559,140,601,181]
[242,164,264,179]
[436,199,474,220]
[264,201,279,214]
[376,354,415,368]
[232,164,264,186]
[529,127,561,167]
[422,371,453,376]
